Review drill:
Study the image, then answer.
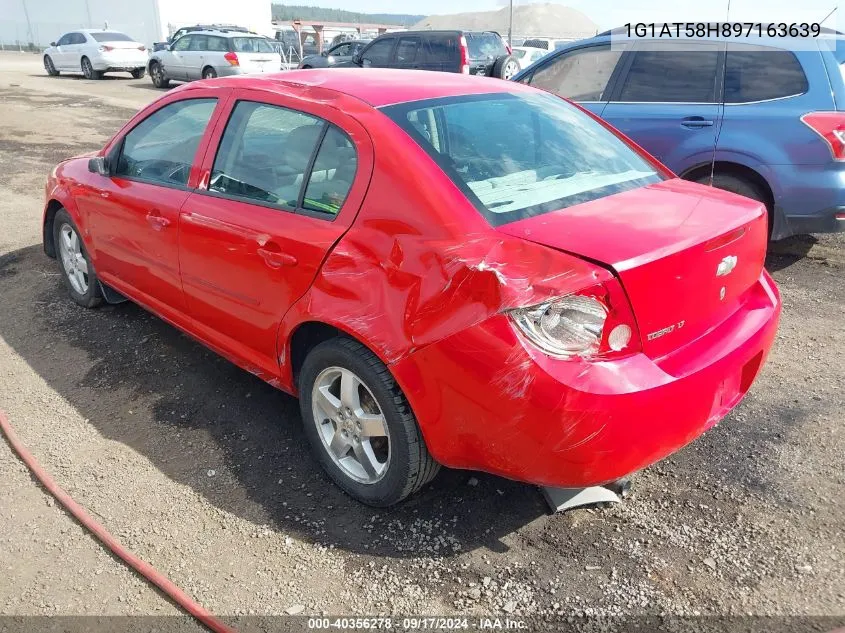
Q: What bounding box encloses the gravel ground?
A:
[0,52,843,629]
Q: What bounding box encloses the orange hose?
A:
[0,409,236,633]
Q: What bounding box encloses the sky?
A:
[302,0,842,31]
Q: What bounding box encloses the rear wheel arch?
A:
[288,321,397,392]
[681,161,775,211]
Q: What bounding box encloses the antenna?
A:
[709,0,731,186]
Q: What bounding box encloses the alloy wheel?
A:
[82,58,93,79]
[311,366,390,484]
[44,56,56,75]
[58,223,89,295]
[503,60,519,80]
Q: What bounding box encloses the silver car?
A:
[148,30,282,88]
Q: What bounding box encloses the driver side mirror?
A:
[352,53,363,66]
[88,156,110,177]
[320,50,328,57]
[50,41,57,47]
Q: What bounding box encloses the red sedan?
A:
[43,70,781,507]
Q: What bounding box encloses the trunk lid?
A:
[230,37,280,74]
[496,178,768,359]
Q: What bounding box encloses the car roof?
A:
[189,68,527,108]
[179,29,261,37]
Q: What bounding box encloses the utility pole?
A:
[508,0,514,47]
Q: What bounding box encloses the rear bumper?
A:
[392,271,781,488]
[90,54,147,72]
[770,162,845,239]
[781,205,845,237]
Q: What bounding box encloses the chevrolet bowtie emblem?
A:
[717,255,738,276]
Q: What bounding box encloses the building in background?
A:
[2,0,273,50]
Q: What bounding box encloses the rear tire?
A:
[53,209,102,309]
[492,54,520,80]
[44,55,59,76]
[202,66,217,80]
[131,68,145,79]
[298,337,440,507]
[81,56,102,80]
[149,61,170,88]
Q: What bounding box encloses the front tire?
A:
[44,55,59,76]
[299,338,439,507]
[53,209,102,308]
[149,61,170,88]
[81,56,102,80]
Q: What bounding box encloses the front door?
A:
[178,88,372,376]
[76,94,224,320]
[164,34,192,80]
[601,41,725,172]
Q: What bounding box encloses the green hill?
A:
[271,4,424,26]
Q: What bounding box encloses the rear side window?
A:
[619,44,721,103]
[209,101,356,218]
[230,37,274,53]
[207,36,228,52]
[724,45,808,103]
[303,126,357,216]
[530,46,623,101]
[382,92,661,227]
[466,33,507,59]
[91,32,133,42]
[426,35,458,62]
[395,37,421,63]
[115,98,217,187]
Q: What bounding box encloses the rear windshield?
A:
[91,32,133,42]
[381,92,662,226]
[230,37,275,53]
[466,33,507,59]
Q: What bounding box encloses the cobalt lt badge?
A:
[720,286,727,301]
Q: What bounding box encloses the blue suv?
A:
[513,32,845,240]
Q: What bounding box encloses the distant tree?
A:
[271,4,423,26]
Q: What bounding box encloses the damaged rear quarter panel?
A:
[277,109,607,460]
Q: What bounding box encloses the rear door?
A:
[522,43,627,117]
[177,88,374,376]
[423,34,459,72]
[601,41,725,173]
[180,33,207,80]
[392,36,423,70]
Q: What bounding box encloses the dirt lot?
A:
[0,52,843,627]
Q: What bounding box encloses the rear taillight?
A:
[98,45,114,52]
[224,51,239,66]
[801,112,845,160]
[459,35,469,74]
[137,45,145,51]
[505,42,512,55]
[508,278,641,360]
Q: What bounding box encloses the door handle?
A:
[256,243,297,268]
[146,210,171,230]
[681,116,714,129]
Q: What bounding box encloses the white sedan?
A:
[43,30,148,80]
[512,46,548,71]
